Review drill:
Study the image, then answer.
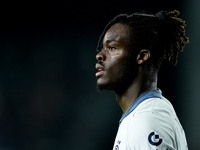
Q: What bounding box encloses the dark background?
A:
[0,0,199,149]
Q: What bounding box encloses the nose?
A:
[96,50,106,61]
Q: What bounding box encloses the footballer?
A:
[95,10,189,149]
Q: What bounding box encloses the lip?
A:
[95,64,105,77]
[95,70,104,77]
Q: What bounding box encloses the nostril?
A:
[96,51,106,61]
[96,54,102,61]
[98,56,103,61]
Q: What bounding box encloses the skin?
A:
[95,23,157,114]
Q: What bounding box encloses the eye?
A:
[108,45,117,51]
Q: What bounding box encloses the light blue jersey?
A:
[113,89,188,150]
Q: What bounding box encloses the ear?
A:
[136,49,150,65]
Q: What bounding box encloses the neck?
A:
[116,69,157,114]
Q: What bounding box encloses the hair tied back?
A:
[155,11,168,24]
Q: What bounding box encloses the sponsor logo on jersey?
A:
[148,132,162,146]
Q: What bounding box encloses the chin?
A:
[96,80,119,93]
[97,82,109,91]
[96,75,134,95]
[97,84,105,92]
[96,80,113,92]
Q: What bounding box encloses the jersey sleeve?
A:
[127,111,176,150]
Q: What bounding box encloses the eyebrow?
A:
[105,39,118,43]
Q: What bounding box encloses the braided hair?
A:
[96,10,189,67]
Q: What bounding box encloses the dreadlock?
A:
[96,10,189,67]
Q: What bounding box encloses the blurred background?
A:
[0,0,199,149]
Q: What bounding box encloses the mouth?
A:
[95,64,105,77]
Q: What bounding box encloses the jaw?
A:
[96,76,111,91]
[96,74,134,95]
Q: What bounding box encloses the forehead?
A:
[103,23,130,43]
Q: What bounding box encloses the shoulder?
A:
[128,97,176,134]
[126,97,177,149]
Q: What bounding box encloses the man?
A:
[95,10,189,149]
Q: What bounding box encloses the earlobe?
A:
[136,49,150,64]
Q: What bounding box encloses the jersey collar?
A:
[119,89,162,124]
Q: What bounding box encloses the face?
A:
[95,23,138,94]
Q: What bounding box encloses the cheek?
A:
[107,57,126,77]
[110,49,123,56]
[113,54,137,76]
